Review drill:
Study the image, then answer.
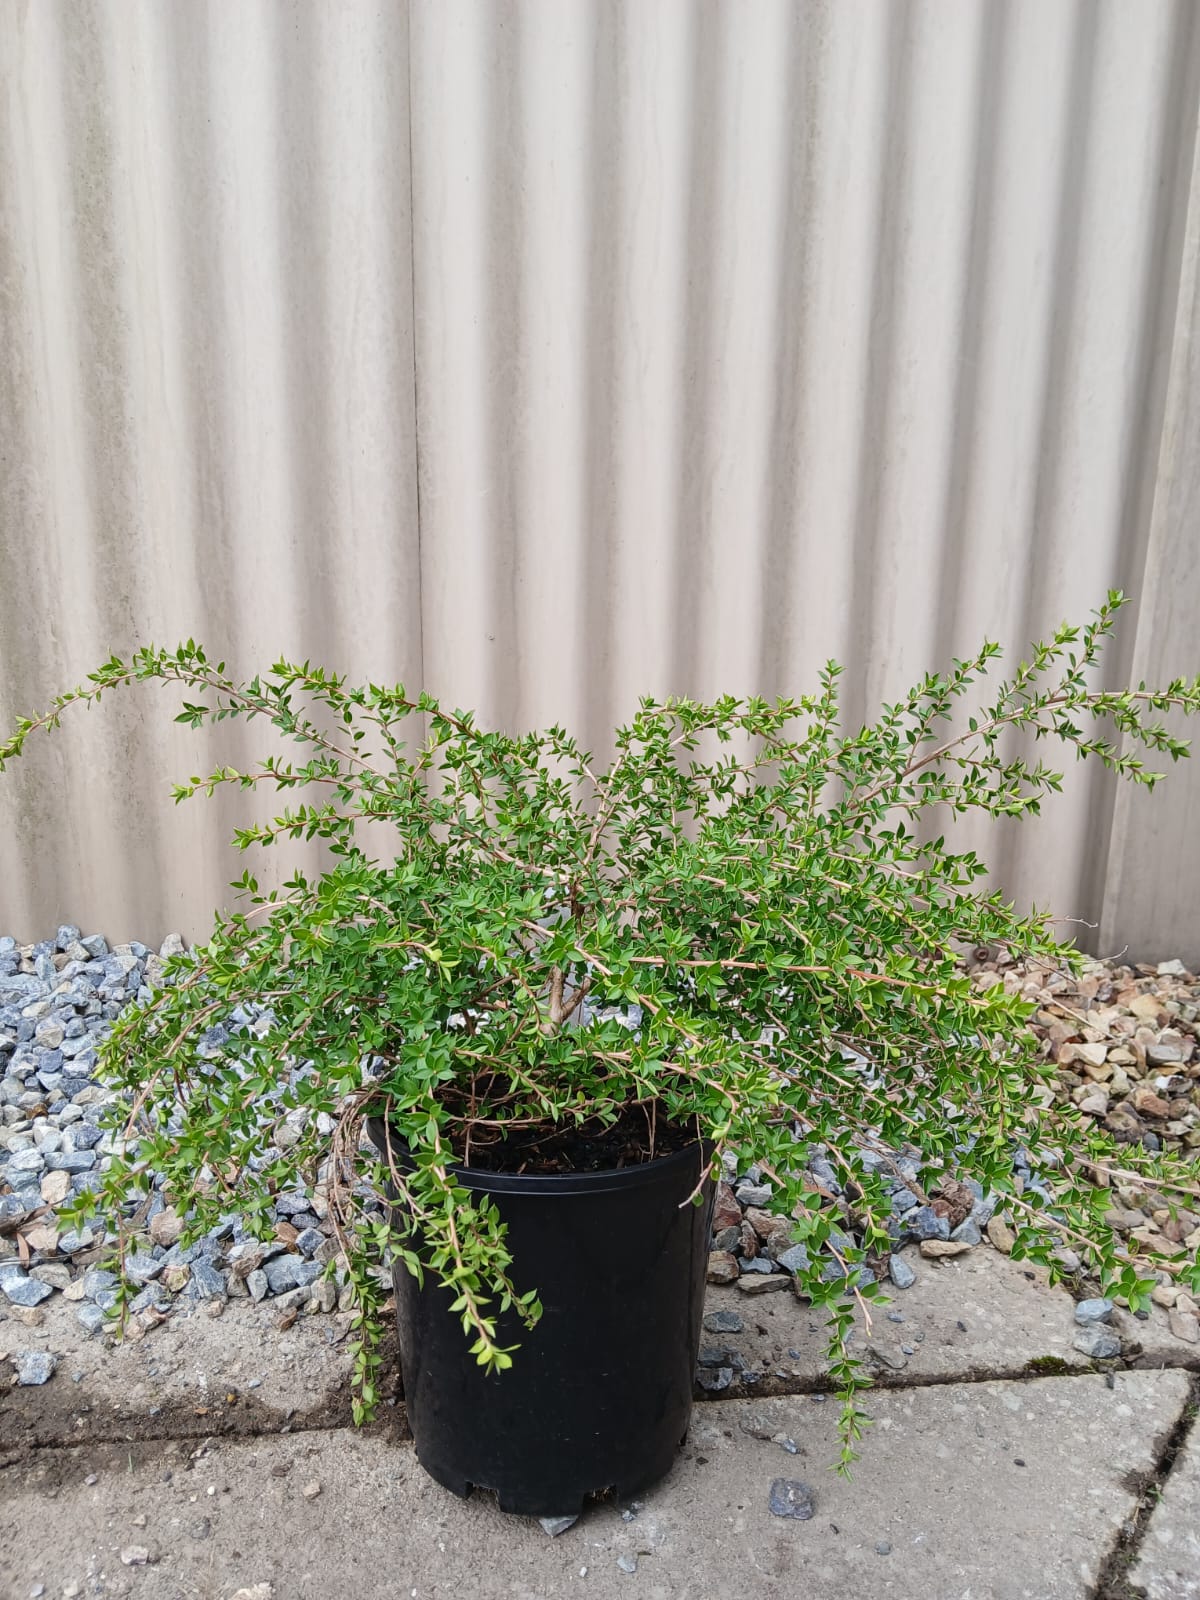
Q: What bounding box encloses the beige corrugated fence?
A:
[1,0,1199,963]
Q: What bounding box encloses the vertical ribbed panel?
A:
[0,0,422,937]
[2,1,1199,961]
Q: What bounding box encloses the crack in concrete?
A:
[693,1353,1200,1405]
[1089,1372,1200,1600]
[0,1409,362,1466]
[8,1354,1197,1468]
[0,1404,411,1477]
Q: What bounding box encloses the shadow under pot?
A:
[366,1117,715,1519]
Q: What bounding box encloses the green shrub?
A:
[4,590,1198,1468]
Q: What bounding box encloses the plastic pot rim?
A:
[365,1115,711,1198]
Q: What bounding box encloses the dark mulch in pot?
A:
[446,1099,697,1175]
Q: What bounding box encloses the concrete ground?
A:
[2,1252,1197,1600]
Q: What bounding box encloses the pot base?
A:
[414,1427,691,1518]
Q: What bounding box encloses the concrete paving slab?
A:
[1131,1412,1200,1599]
[0,1297,368,1456]
[702,1247,1091,1394]
[0,1370,1187,1600]
[2,1246,1151,1462]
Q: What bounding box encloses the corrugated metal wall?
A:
[2,0,1199,962]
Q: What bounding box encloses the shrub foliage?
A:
[4,591,1199,1466]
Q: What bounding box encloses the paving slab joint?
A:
[693,1353,1196,1405]
[1090,1372,1200,1600]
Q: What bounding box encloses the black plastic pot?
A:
[366,1118,714,1517]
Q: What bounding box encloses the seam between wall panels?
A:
[406,0,426,698]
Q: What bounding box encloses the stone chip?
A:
[768,1478,815,1520]
[11,1349,57,1385]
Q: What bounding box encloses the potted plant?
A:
[2,592,1198,1512]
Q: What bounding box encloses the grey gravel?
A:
[75,1304,106,1335]
[6,1147,45,1174]
[0,924,363,1340]
[42,1150,95,1172]
[0,1268,53,1308]
[908,1206,952,1242]
[0,1193,35,1225]
[81,1267,117,1302]
[130,1282,172,1313]
[1073,1323,1122,1359]
[768,1478,816,1520]
[123,1252,163,1286]
[888,1255,916,1289]
[188,1259,228,1299]
[774,1243,811,1275]
[56,1228,94,1255]
[263,1255,321,1295]
[702,1310,743,1334]
[30,1264,71,1290]
[539,1516,578,1537]
[11,1349,57,1385]
[698,1344,734,1368]
[950,1217,983,1246]
[867,1344,908,1372]
[1074,1297,1115,1325]
[696,1366,734,1392]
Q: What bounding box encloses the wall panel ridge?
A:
[0,0,1198,962]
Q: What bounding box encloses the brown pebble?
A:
[706,1251,739,1286]
[1129,1086,1172,1119]
[711,1183,742,1234]
[744,1207,788,1243]
[149,1208,184,1248]
[986,1217,1015,1255]
[735,1274,791,1296]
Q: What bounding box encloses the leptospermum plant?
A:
[3,591,1200,1469]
